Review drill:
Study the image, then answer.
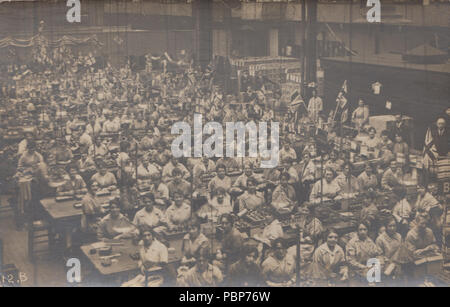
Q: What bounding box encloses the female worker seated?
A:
[362,127,381,154]
[309,167,341,203]
[232,162,263,192]
[56,165,87,196]
[214,213,247,271]
[122,226,169,287]
[335,162,360,196]
[208,164,232,198]
[88,138,109,157]
[295,203,324,243]
[77,152,96,174]
[227,244,263,287]
[97,200,137,241]
[415,184,443,240]
[177,248,223,287]
[378,130,394,152]
[237,177,265,213]
[162,157,190,183]
[192,156,216,187]
[197,187,232,223]
[136,156,161,189]
[81,184,104,235]
[345,221,382,283]
[261,238,296,287]
[91,161,117,190]
[181,219,210,267]
[392,133,410,159]
[116,141,131,168]
[381,161,403,191]
[375,217,402,279]
[415,184,441,215]
[405,214,440,261]
[51,138,73,165]
[148,173,170,206]
[309,228,348,285]
[167,167,192,199]
[392,186,414,237]
[271,172,296,212]
[164,191,192,231]
[324,150,344,174]
[132,193,165,229]
[357,163,378,191]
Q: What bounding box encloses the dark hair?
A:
[216,164,227,172]
[342,162,353,171]
[241,244,258,258]
[365,163,375,172]
[219,213,234,226]
[172,191,184,199]
[186,214,201,228]
[323,228,339,242]
[96,160,107,169]
[216,187,227,195]
[381,130,389,137]
[109,198,121,208]
[142,192,155,203]
[357,220,370,231]
[324,167,336,177]
[384,217,397,228]
[172,167,182,176]
[280,172,290,181]
[246,177,257,187]
[139,224,155,236]
[27,139,37,149]
[272,238,285,249]
[65,164,78,173]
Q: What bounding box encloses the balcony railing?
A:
[317,2,449,26]
[239,2,302,20]
[104,1,192,17]
[100,0,448,27]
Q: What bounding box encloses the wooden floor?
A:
[0,195,67,287]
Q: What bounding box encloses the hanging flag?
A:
[372,81,382,95]
[338,95,349,123]
[385,101,392,110]
[341,80,348,94]
[290,90,305,110]
[423,126,437,169]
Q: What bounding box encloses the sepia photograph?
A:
[0,0,449,290]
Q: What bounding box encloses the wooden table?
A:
[40,195,114,224]
[39,195,117,253]
[80,229,223,282]
[80,240,141,277]
[80,237,184,285]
